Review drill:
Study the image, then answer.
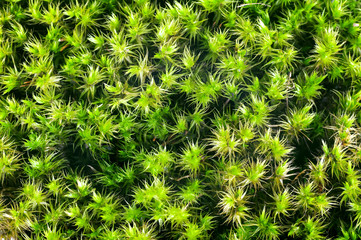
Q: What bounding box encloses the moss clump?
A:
[1,0,361,239]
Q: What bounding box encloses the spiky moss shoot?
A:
[178,142,206,176]
[216,159,244,187]
[250,208,281,240]
[136,147,174,177]
[0,150,21,184]
[177,179,204,205]
[238,94,274,128]
[271,188,294,221]
[218,187,250,226]
[301,217,327,240]
[123,222,157,240]
[272,160,296,189]
[308,158,329,189]
[133,178,171,209]
[295,72,325,102]
[208,125,241,159]
[280,104,315,141]
[242,159,268,190]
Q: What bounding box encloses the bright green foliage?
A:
[295,72,325,101]
[208,125,241,158]
[218,187,250,226]
[272,188,294,220]
[243,159,268,189]
[1,0,361,239]
[0,150,20,183]
[280,104,315,140]
[251,208,280,240]
[179,142,206,175]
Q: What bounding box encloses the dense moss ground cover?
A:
[1,0,361,239]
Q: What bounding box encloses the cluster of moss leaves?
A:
[1,0,361,239]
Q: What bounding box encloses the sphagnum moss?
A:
[1,0,361,239]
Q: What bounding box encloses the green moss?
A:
[1,0,361,239]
